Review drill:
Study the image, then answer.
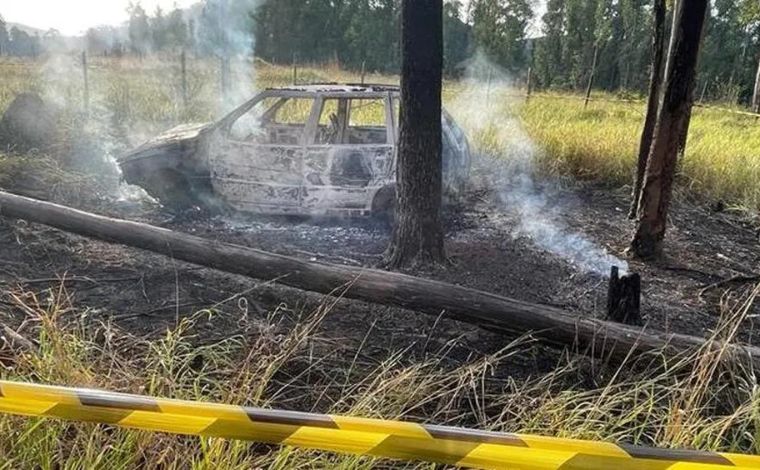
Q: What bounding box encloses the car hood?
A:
[118,122,214,163]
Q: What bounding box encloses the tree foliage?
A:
[3,0,760,105]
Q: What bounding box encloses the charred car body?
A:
[119,84,471,217]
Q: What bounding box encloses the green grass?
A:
[521,94,760,210]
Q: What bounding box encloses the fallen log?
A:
[0,190,758,366]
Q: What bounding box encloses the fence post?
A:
[526,66,533,103]
[485,66,493,109]
[361,60,366,85]
[584,44,599,110]
[292,53,298,85]
[181,50,188,109]
[220,55,230,103]
[81,51,89,117]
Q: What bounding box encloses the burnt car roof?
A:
[266,83,400,94]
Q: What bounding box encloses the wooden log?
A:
[0,191,758,366]
[607,266,642,325]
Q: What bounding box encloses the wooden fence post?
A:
[699,80,708,103]
[526,66,533,102]
[81,51,89,117]
[753,57,760,113]
[181,50,188,109]
[584,45,599,110]
[292,53,298,85]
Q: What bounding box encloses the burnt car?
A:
[119,84,471,217]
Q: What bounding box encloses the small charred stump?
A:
[607,266,642,325]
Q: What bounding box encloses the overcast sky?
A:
[1,0,547,38]
[0,0,198,36]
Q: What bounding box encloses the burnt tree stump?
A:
[607,266,642,325]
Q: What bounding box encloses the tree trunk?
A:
[629,0,666,219]
[384,0,446,268]
[630,0,709,259]
[752,56,760,113]
[2,191,759,367]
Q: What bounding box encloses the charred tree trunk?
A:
[677,106,692,158]
[384,0,446,268]
[629,0,666,220]
[607,267,642,326]
[630,0,709,259]
[2,191,760,367]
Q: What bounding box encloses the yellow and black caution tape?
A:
[0,380,758,469]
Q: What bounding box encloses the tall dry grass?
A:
[0,282,757,468]
[1,55,759,211]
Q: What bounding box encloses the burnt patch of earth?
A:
[0,177,758,407]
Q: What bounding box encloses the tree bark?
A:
[384,0,446,268]
[629,0,666,219]
[630,0,709,259]
[1,191,759,367]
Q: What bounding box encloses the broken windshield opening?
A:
[229,97,315,145]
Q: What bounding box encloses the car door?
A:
[209,96,318,214]
[302,94,395,215]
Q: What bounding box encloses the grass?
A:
[1,55,759,209]
[0,283,757,468]
[1,55,760,467]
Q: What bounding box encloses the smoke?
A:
[194,0,266,111]
[22,0,269,206]
[448,52,628,277]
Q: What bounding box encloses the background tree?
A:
[534,0,567,88]
[384,0,446,268]
[150,6,168,52]
[8,27,38,57]
[86,28,108,55]
[471,0,533,72]
[738,0,760,111]
[0,16,9,56]
[128,2,151,56]
[166,5,189,51]
[251,0,466,75]
[630,0,709,258]
[443,1,471,75]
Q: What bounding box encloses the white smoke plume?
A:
[194,0,266,112]
[448,52,628,277]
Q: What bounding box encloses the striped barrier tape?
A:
[0,381,757,469]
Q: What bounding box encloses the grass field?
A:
[1,55,758,210]
[1,55,760,467]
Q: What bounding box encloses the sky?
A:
[0,0,198,36]
[1,0,548,38]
